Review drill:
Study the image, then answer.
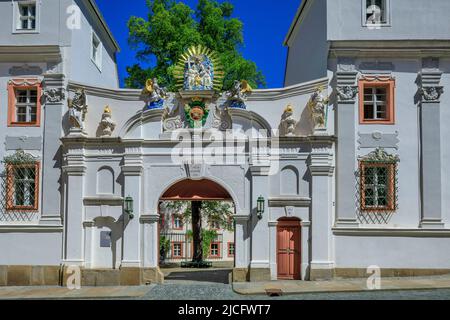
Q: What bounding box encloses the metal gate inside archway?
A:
[157,179,236,283]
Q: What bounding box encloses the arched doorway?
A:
[158,179,236,284]
[277,217,301,280]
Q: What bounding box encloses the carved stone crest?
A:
[44,88,66,104]
[359,147,400,163]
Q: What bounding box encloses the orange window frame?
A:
[171,242,183,259]
[359,77,395,125]
[227,242,235,258]
[360,161,396,212]
[6,162,40,212]
[209,242,221,258]
[7,79,42,127]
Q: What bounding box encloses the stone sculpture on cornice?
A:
[227,80,252,109]
[280,104,297,137]
[99,106,116,137]
[68,88,88,132]
[308,87,329,130]
[142,78,168,109]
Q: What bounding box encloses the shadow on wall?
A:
[93,216,124,269]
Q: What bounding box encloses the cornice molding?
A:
[333,227,450,237]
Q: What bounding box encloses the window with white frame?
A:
[91,31,102,70]
[364,0,389,26]
[15,88,38,123]
[16,1,37,31]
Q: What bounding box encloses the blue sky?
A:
[96,0,301,88]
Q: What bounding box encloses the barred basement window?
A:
[2,151,39,212]
[358,148,399,213]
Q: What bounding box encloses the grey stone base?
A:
[309,268,334,281]
[232,268,250,282]
[249,268,271,282]
[335,268,450,279]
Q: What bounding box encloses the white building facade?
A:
[0,0,450,286]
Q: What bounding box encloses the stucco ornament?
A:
[420,86,444,102]
[359,147,400,163]
[173,45,224,92]
[142,78,168,109]
[162,105,183,132]
[227,80,252,109]
[308,87,329,130]
[68,88,88,131]
[44,88,66,104]
[280,104,297,137]
[336,86,358,101]
[212,105,232,131]
[99,106,116,137]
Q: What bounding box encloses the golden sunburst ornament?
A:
[173,45,224,92]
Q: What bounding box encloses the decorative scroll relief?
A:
[162,105,183,132]
[68,88,88,133]
[280,104,298,137]
[420,86,444,102]
[99,106,116,137]
[359,147,399,163]
[212,105,232,131]
[336,86,358,102]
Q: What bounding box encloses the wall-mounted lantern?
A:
[257,195,265,220]
[124,196,134,219]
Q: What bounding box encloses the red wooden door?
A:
[277,220,301,280]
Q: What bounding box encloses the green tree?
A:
[126,0,265,91]
[162,200,234,262]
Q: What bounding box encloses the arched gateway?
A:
[60,45,334,286]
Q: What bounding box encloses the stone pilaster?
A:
[62,143,86,266]
[121,145,144,267]
[308,142,335,280]
[419,58,445,229]
[40,73,66,225]
[335,59,359,228]
[233,214,251,282]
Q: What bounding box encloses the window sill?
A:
[8,122,40,127]
[12,29,40,34]
[360,120,395,125]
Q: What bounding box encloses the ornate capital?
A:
[359,147,399,163]
[44,88,66,104]
[336,86,358,102]
[420,86,444,102]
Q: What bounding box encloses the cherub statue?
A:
[142,78,167,109]
[69,88,88,131]
[280,104,297,137]
[99,106,116,137]
[308,87,329,130]
[227,80,253,109]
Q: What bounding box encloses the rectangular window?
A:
[364,0,389,26]
[91,31,102,70]
[17,1,37,30]
[8,80,41,127]
[210,242,220,258]
[172,215,183,230]
[227,242,235,257]
[172,242,183,258]
[359,77,395,124]
[6,163,39,211]
[360,162,395,211]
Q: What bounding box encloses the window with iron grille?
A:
[15,88,38,123]
[3,151,39,212]
[17,2,37,30]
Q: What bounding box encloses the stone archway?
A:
[157,179,238,283]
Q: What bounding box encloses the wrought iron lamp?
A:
[124,196,134,219]
[256,195,265,220]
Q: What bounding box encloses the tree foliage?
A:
[126,0,265,91]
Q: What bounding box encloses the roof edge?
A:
[87,0,120,52]
[283,0,309,46]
